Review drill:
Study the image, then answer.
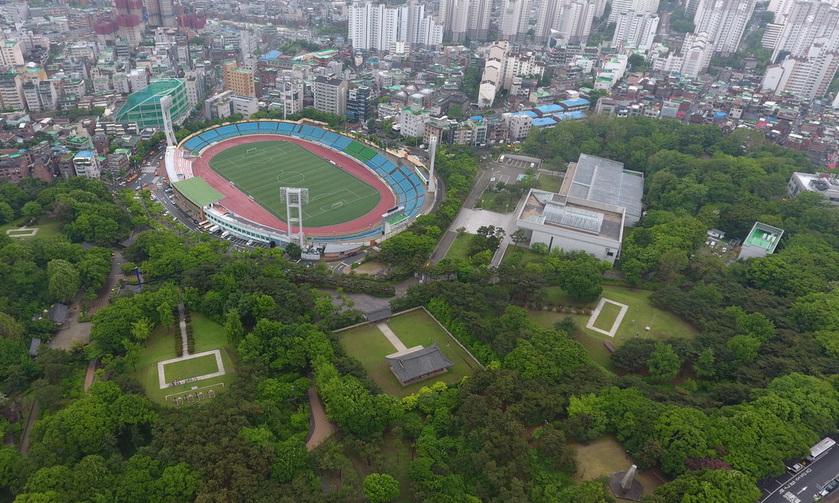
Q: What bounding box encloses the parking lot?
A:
[760,446,839,503]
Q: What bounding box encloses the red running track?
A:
[190,135,396,236]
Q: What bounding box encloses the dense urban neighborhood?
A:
[0,0,836,501]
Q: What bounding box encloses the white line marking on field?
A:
[157,349,225,389]
[586,298,629,338]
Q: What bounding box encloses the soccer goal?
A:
[246,147,258,155]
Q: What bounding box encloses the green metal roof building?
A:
[115,79,189,129]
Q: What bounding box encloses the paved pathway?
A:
[83,360,97,392]
[377,323,406,352]
[177,302,189,356]
[306,387,336,451]
[19,402,38,454]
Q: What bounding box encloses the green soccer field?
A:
[208,141,381,227]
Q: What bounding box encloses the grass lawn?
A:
[209,140,380,226]
[337,309,480,397]
[133,313,236,405]
[529,285,697,369]
[445,233,474,261]
[162,354,219,382]
[1,217,63,241]
[477,189,519,213]
[591,301,623,332]
[501,245,545,267]
[537,174,562,192]
[572,436,664,496]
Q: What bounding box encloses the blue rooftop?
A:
[535,104,563,115]
[554,110,586,121]
[260,50,282,61]
[560,98,590,108]
[468,115,483,122]
[532,117,557,127]
[74,150,94,158]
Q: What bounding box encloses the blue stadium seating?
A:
[237,122,259,134]
[258,121,279,132]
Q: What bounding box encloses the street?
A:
[760,447,839,503]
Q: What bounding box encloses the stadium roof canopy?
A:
[173,177,223,207]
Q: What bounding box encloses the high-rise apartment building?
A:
[500,0,530,41]
[762,41,839,99]
[223,61,256,97]
[0,70,24,111]
[468,0,492,40]
[313,76,348,116]
[609,0,659,23]
[692,0,756,53]
[144,0,176,27]
[613,11,660,51]
[439,0,470,42]
[349,1,444,50]
[536,0,598,44]
[769,1,839,61]
[347,86,373,122]
[113,0,145,47]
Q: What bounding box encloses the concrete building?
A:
[787,172,839,204]
[398,106,431,137]
[738,222,784,260]
[693,0,756,54]
[609,0,660,22]
[468,0,493,40]
[72,150,101,179]
[564,153,644,225]
[439,0,470,42]
[113,0,145,47]
[478,41,509,107]
[127,68,148,93]
[347,86,373,122]
[223,61,256,98]
[516,188,626,265]
[0,70,24,111]
[613,12,660,51]
[506,112,534,140]
[348,2,400,51]
[115,79,189,129]
[679,32,715,77]
[761,43,839,100]
[184,70,205,108]
[0,39,24,66]
[501,0,530,41]
[312,76,348,116]
[769,1,839,61]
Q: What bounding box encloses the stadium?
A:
[164,119,433,258]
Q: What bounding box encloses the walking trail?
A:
[306,387,336,451]
[177,302,189,356]
[376,322,407,352]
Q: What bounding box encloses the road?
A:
[760,447,839,503]
[430,167,494,264]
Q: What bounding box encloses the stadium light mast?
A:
[160,95,177,147]
[427,137,438,193]
[280,187,308,248]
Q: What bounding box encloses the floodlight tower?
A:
[427,137,438,193]
[280,187,308,248]
[160,95,177,147]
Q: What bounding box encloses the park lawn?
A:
[133,313,236,405]
[592,301,623,332]
[209,140,380,227]
[572,436,664,496]
[163,354,219,382]
[529,285,697,369]
[1,218,63,240]
[445,233,474,261]
[537,174,562,192]
[477,189,519,213]
[337,309,479,397]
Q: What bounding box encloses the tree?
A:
[21,201,42,220]
[647,343,681,382]
[130,318,151,342]
[469,225,505,256]
[285,242,302,260]
[363,473,400,503]
[694,348,716,379]
[0,201,13,224]
[224,309,244,346]
[47,259,80,303]
[548,252,608,301]
[652,469,759,503]
[156,463,200,503]
[379,231,436,272]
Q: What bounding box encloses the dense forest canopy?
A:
[0,117,836,502]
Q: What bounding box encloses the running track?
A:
[190,135,396,237]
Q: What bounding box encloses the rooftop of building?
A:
[118,79,183,112]
[173,176,224,207]
[385,344,453,384]
[560,153,644,221]
[519,189,624,242]
[743,222,784,254]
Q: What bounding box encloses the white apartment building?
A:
[769,1,839,61]
[0,71,24,111]
[113,73,131,94]
[693,0,756,54]
[350,1,443,50]
[506,113,533,141]
[478,41,509,107]
[613,11,660,51]
[439,0,470,42]
[72,151,101,179]
[128,69,149,93]
[398,106,431,137]
[0,40,24,67]
[468,0,492,40]
[553,0,598,44]
[500,0,530,41]
[184,70,205,109]
[609,0,660,22]
[761,42,839,99]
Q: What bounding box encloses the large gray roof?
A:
[569,154,644,223]
[386,344,453,384]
